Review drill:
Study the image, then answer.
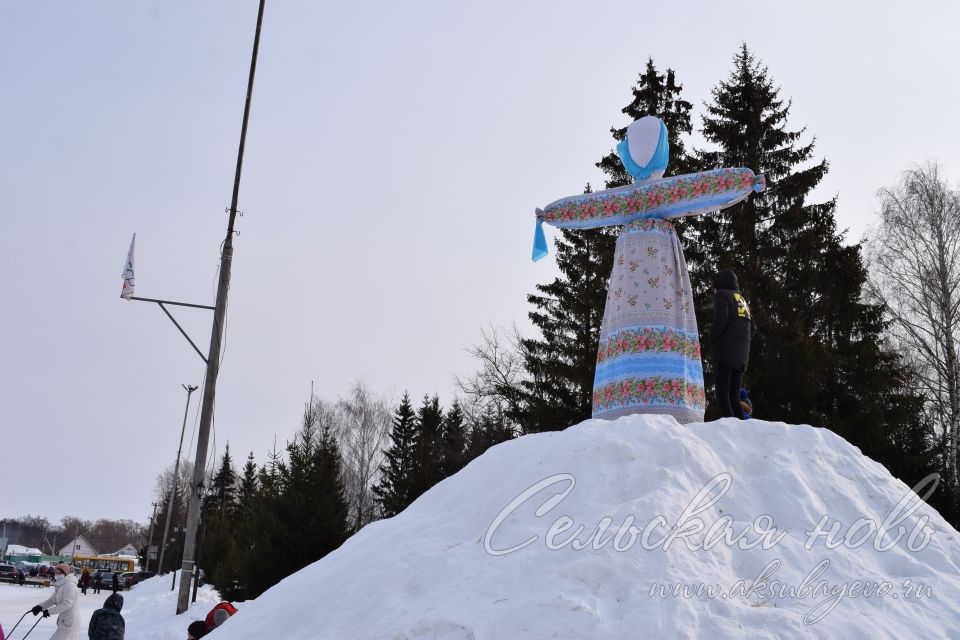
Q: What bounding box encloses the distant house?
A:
[112,544,139,557]
[58,535,98,557]
[6,544,43,556]
[5,544,44,562]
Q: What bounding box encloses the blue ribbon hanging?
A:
[532,215,548,261]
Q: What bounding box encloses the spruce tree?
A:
[372,392,418,517]
[522,58,694,433]
[274,413,349,576]
[312,423,351,556]
[199,446,237,589]
[236,451,258,520]
[693,44,930,467]
[408,394,444,500]
[233,410,349,600]
[692,44,832,419]
[440,401,467,478]
[465,406,516,462]
[206,445,237,520]
[218,451,257,601]
[465,419,486,462]
[241,453,283,598]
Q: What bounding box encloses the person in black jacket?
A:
[111,571,120,594]
[187,620,209,639]
[88,593,124,640]
[712,270,755,419]
[80,569,91,595]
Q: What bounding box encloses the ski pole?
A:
[18,616,43,640]
[5,611,29,637]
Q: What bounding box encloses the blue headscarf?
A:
[616,118,669,182]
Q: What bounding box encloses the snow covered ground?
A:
[112,572,224,640]
[0,583,108,639]
[214,415,960,639]
[0,573,223,640]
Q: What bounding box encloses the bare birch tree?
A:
[327,382,392,531]
[152,460,197,513]
[151,459,197,571]
[864,162,960,481]
[455,324,528,427]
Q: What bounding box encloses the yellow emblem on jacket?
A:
[734,292,752,319]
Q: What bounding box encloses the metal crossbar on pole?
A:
[128,296,215,311]
[155,303,208,364]
[176,0,266,614]
[126,297,214,363]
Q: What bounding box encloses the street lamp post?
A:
[157,384,197,575]
[144,501,160,572]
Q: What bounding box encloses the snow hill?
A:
[214,416,960,639]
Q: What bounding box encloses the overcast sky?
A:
[2,0,959,525]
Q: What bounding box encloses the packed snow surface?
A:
[118,571,224,639]
[0,573,223,640]
[70,417,960,639]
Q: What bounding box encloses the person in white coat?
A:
[31,563,81,640]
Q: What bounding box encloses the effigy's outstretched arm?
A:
[532,168,765,261]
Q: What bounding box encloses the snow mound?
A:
[216,416,960,639]
[122,572,224,640]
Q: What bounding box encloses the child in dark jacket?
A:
[88,593,124,640]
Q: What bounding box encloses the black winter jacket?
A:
[712,270,754,371]
[89,593,125,640]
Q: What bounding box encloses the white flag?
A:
[121,233,136,299]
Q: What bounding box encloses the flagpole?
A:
[176,0,266,614]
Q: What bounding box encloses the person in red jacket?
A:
[204,601,237,630]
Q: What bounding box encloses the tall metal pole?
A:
[170,526,181,591]
[144,501,160,572]
[158,384,197,574]
[177,0,266,614]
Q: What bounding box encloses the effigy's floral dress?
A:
[591,218,705,422]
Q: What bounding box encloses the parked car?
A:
[133,570,156,586]
[0,564,17,580]
[122,570,156,588]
